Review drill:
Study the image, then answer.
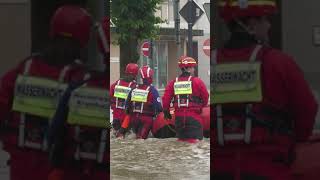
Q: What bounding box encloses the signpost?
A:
[141,42,150,57]
[203,38,210,57]
[203,2,210,22]
[179,0,204,57]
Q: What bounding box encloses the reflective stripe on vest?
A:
[68,86,109,128]
[212,47,263,104]
[114,80,132,109]
[213,45,263,146]
[175,76,192,108]
[132,86,150,113]
[15,59,70,150]
[73,127,107,164]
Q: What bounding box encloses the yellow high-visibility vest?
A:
[212,62,262,104]
[174,81,192,95]
[68,86,109,128]
[12,75,67,118]
[131,88,149,103]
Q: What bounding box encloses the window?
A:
[138,41,168,89]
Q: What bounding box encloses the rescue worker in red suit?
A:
[110,63,138,135]
[162,56,209,143]
[212,0,318,179]
[48,16,109,179]
[123,66,163,139]
[0,5,91,180]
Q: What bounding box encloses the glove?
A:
[154,109,161,118]
[163,110,172,120]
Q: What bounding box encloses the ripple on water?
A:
[110,134,210,180]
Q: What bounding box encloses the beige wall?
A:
[168,41,179,81]
[167,39,188,81]
[0,1,31,76]
[195,35,210,89]
[110,34,120,84]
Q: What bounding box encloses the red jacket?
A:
[0,57,86,180]
[110,79,136,118]
[162,75,209,111]
[212,45,318,158]
[127,84,162,116]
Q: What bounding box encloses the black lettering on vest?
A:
[174,83,191,89]
[74,93,109,109]
[115,87,130,94]
[212,70,257,85]
[16,84,64,98]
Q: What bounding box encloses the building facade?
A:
[110,0,210,92]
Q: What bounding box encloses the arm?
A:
[195,78,209,107]
[0,65,21,125]
[110,81,117,97]
[150,86,163,116]
[162,80,175,110]
[109,81,117,110]
[283,57,318,142]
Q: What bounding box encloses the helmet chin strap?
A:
[235,18,254,35]
[234,17,268,45]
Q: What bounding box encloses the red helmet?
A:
[49,5,92,47]
[125,63,139,76]
[218,0,277,22]
[139,66,154,79]
[97,16,110,57]
[178,56,197,68]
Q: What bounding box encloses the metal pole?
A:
[149,40,153,67]
[213,0,219,49]
[187,0,193,57]
[174,0,181,58]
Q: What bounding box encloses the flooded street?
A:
[110,132,210,180]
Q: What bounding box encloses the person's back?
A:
[110,63,138,132]
[48,16,109,179]
[212,1,318,179]
[162,56,209,143]
[125,66,162,139]
[0,5,91,180]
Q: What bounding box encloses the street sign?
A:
[179,0,204,25]
[203,2,210,22]
[203,39,210,57]
[141,42,150,57]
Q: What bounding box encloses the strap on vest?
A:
[133,86,150,113]
[73,73,107,164]
[82,73,91,87]
[215,45,262,146]
[74,128,107,163]
[18,60,72,151]
[176,76,192,108]
[115,80,132,109]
